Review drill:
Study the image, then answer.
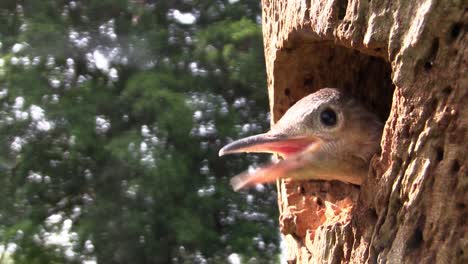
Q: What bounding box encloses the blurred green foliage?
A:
[0,0,279,263]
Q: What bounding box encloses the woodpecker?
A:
[219,88,383,191]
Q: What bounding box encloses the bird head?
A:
[219,88,382,161]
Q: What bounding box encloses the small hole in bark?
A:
[449,23,462,41]
[374,47,382,52]
[284,88,291,96]
[315,197,324,207]
[451,159,460,174]
[423,38,439,71]
[424,62,433,70]
[407,228,423,250]
[456,203,465,210]
[442,86,452,95]
[297,185,305,194]
[435,146,444,162]
[338,0,348,20]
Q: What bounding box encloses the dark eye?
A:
[320,108,337,126]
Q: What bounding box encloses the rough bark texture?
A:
[261,0,467,263]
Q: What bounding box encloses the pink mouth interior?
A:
[264,138,315,157]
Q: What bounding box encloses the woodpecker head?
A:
[219,88,382,161]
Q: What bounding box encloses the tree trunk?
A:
[261,0,467,263]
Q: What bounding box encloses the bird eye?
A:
[319,108,337,127]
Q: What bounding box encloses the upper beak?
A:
[219,133,319,158]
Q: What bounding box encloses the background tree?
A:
[0,0,280,263]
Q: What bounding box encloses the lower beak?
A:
[219,133,319,158]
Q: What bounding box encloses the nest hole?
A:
[272,38,395,123]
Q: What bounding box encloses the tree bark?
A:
[261,0,467,263]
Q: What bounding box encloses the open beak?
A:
[219,133,319,158]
